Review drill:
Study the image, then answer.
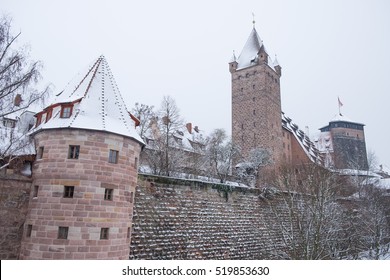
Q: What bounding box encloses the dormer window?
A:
[2,118,16,128]
[45,109,53,122]
[60,105,73,118]
[35,114,42,127]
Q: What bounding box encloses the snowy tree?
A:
[0,15,49,118]
[347,149,379,198]
[0,111,35,172]
[342,183,390,259]
[140,96,185,176]
[236,148,272,187]
[131,102,156,139]
[206,129,240,183]
[264,163,346,259]
[359,185,390,259]
[0,15,49,172]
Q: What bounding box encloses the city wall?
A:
[0,174,31,259]
[130,174,287,259]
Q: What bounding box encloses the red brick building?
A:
[230,26,321,168]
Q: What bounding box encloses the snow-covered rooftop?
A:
[235,27,277,71]
[30,56,144,145]
[329,113,364,125]
[282,112,323,164]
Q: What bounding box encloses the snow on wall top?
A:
[235,28,276,71]
[31,56,144,145]
[319,113,365,131]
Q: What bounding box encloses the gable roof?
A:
[31,56,144,145]
[282,112,323,164]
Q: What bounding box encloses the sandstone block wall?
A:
[231,63,283,165]
[0,175,31,259]
[130,174,287,259]
[19,129,142,259]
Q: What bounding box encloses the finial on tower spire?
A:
[252,12,256,27]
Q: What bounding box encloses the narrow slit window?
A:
[33,185,39,198]
[37,146,44,159]
[104,188,113,201]
[100,228,109,240]
[68,145,80,159]
[26,224,33,238]
[134,157,138,169]
[130,192,134,203]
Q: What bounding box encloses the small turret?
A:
[274,55,282,77]
[258,44,268,64]
[229,50,238,73]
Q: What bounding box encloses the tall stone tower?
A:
[19,56,144,259]
[317,114,368,170]
[230,26,283,165]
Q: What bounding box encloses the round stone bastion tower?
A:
[19,56,144,259]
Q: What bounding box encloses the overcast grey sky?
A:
[2,0,390,169]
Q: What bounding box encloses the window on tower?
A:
[100,228,109,240]
[104,188,113,201]
[26,224,33,238]
[63,186,75,198]
[37,146,44,159]
[58,227,69,239]
[108,149,119,163]
[33,185,39,198]
[68,145,80,159]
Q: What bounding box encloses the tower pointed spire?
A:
[252,12,256,28]
[229,50,237,62]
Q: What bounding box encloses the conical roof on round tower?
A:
[31,56,144,145]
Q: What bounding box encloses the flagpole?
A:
[338,97,343,116]
[338,101,341,116]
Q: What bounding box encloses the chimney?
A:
[194,126,199,133]
[186,123,192,134]
[14,94,22,106]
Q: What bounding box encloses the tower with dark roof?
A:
[19,56,144,259]
[317,114,368,170]
[230,26,283,166]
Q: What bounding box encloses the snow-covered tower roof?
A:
[236,27,275,70]
[319,113,365,132]
[31,56,144,145]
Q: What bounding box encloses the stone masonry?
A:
[0,174,31,259]
[230,51,283,166]
[130,174,288,259]
[19,128,142,259]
